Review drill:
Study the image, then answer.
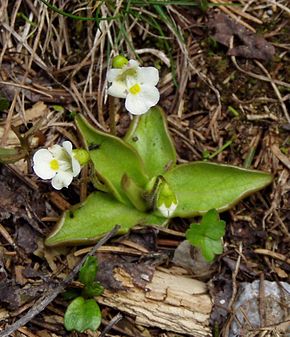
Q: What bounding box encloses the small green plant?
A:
[1,56,272,264]
[186,209,226,261]
[64,256,103,333]
[42,56,272,263]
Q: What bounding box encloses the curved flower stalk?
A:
[107,56,160,115]
[33,141,81,190]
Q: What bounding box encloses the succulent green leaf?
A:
[124,106,176,178]
[45,191,166,246]
[75,114,148,205]
[64,297,101,332]
[163,162,272,217]
[79,256,98,286]
[186,209,226,261]
[121,174,148,212]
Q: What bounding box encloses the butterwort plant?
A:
[38,55,272,261]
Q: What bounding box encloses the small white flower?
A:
[158,202,177,218]
[107,59,160,115]
[33,141,81,190]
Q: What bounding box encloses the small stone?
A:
[229,280,290,337]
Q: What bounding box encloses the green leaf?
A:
[124,106,176,178]
[163,162,273,217]
[64,297,101,332]
[79,256,98,286]
[62,289,81,301]
[45,191,167,246]
[121,174,148,212]
[75,114,148,205]
[0,147,26,163]
[186,209,226,261]
[82,282,104,298]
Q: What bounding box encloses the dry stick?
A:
[99,312,123,337]
[223,242,242,337]
[254,60,290,123]
[0,225,120,337]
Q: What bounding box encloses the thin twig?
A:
[0,225,120,337]
[99,313,123,337]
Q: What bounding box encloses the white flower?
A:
[33,141,81,190]
[107,59,160,115]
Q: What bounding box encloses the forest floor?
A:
[0,1,289,337]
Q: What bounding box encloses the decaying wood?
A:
[99,267,212,336]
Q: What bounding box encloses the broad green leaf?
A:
[124,106,176,178]
[45,191,166,246]
[79,256,98,286]
[64,297,101,332]
[75,114,148,205]
[163,162,273,217]
[186,209,226,261]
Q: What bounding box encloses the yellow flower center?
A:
[129,83,141,95]
[50,159,59,171]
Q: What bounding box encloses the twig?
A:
[259,273,265,327]
[254,60,290,123]
[223,242,242,337]
[99,313,123,337]
[0,225,120,337]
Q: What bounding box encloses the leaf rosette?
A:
[45,106,272,247]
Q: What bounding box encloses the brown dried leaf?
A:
[208,12,275,61]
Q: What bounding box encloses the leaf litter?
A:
[0,0,289,336]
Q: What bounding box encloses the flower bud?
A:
[112,55,129,69]
[155,178,178,218]
[72,149,90,166]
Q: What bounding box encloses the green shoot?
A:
[64,256,103,332]
[186,209,226,261]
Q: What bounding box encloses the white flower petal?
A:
[126,76,138,89]
[108,81,128,98]
[139,85,160,107]
[125,84,159,115]
[58,159,71,172]
[62,141,73,155]
[33,149,56,179]
[127,60,139,68]
[72,157,81,177]
[33,148,53,163]
[107,68,122,82]
[158,202,177,218]
[49,144,64,159]
[137,67,159,86]
[125,93,149,115]
[51,171,73,190]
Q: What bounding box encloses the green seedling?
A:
[186,209,226,261]
[64,256,103,333]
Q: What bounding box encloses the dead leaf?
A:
[12,101,49,127]
[208,12,275,61]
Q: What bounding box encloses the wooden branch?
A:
[99,267,212,336]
